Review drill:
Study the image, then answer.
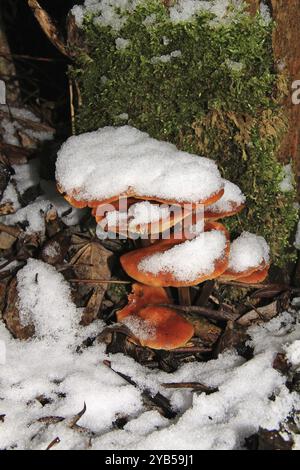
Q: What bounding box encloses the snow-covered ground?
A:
[1,114,300,449]
[1,262,300,450]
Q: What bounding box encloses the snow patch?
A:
[56,126,223,204]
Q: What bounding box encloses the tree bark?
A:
[0,11,20,104]
[245,0,300,191]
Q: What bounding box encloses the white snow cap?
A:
[56,126,223,204]
[206,179,245,213]
[228,232,270,273]
[72,0,245,30]
[139,229,227,282]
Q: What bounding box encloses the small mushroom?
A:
[204,179,246,220]
[123,306,195,350]
[234,266,269,284]
[117,283,172,320]
[220,232,270,282]
[116,283,194,350]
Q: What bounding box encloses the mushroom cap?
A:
[59,186,224,214]
[220,232,270,281]
[96,200,194,239]
[204,180,246,221]
[120,222,230,287]
[121,305,195,350]
[232,265,270,284]
[117,283,171,321]
[56,126,225,209]
[219,261,268,282]
[204,204,245,221]
[132,187,225,209]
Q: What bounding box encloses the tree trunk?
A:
[245,0,300,192]
[0,10,20,104]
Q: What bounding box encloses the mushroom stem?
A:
[178,286,191,306]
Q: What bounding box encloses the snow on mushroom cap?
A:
[128,201,170,225]
[55,126,223,204]
[228,232,270,273]
[138,230,227,282]
[206,179,245,213]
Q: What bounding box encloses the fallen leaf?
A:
[40,231,70,265]
[0,202,15,215]
[246,428,294,451]
[273,353,291,374]
[71,241,112,325]
[3,278,35,340]
[0,231,17,250]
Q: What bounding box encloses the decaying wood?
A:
[245,0,300,190]
[237,301,278,326]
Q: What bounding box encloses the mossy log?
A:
[245,0,300,191]
[63,0,299,267]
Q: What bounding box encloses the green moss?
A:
[71,1,298,266]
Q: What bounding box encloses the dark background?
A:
[1,0,84,131]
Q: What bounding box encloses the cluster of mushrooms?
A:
[61,179,270,351]
[57,126,270,351]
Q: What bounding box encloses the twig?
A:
[69,75,76,135]
[103,360,177,419]
[0,52,66,63]
[69,279,131,285]
[172,346,212,354]
[68,403,87,429]
[162,382,218,394]
[45,437,60,451]
[218,280,294,291]
[158,304,238,322]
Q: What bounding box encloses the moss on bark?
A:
[70,0,298,266]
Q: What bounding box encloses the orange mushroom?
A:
[96,200,194,239]
[204,180,246,221]
[58,185,225,215]
[219,232,270,283]
[120,222,230,287]
[116,283,194,350]
[122,306,194,350]
[232,265,269,284]
[117,283,172,321]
